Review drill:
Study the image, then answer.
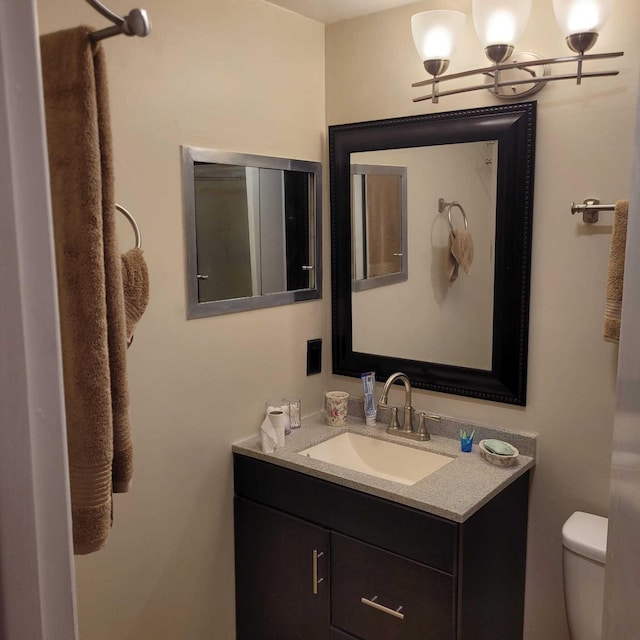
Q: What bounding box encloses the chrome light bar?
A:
[412,50,624,104]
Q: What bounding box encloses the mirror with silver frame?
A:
[182,146,322,318]
[330,102,536,406]
[351,164,408,292]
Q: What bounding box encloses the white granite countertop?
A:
[232,412,536,523]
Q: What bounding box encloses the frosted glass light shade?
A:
[552,0,615,37]
[472,0,532,47]
[411,10,466,62]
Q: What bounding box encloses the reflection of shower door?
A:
[195,166,312,301]
[258,169,311,294]
[194,166,253,302]
[351,164,407,290]
[284,171,311,292]
[364,173,403,278]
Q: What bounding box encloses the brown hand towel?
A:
[121,247,150,346]
[41,26,130,553]
[603,199,629,343]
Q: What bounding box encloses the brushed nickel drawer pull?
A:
[360,595,405,620]
[312,550,324,595]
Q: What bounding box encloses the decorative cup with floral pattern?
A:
[324,391,349,426]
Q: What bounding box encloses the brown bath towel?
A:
[41,26,130,553]
[603,199,629,343]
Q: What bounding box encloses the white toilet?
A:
[562,511,609,640]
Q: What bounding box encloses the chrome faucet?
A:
[378,372,430,441]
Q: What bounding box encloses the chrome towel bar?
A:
[571,198,616,223]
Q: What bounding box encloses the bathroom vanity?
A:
[232,416,535,640]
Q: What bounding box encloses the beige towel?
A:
[604,200,629,343]
[447,234,459,284]
[41,26,130,553]
[448,229,474,286]
[121,247,150,346]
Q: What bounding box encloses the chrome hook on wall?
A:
[85,0,151,42]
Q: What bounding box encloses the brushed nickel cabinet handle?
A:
[312,550,324,595]
[361,595,405,620]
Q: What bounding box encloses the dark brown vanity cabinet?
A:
[233,454,530,640]
[235,497,330,640]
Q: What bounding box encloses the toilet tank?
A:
[562,511,608,640]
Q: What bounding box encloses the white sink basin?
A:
[298,432,454,486]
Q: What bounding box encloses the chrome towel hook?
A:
[85,0,151,42]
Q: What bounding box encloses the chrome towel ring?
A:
[116,203,142,249]
[438,197,469,233]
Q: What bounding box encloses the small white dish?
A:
[479,439,519,467]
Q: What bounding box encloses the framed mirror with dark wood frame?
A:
[329,102,536,405]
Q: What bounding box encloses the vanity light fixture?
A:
[411,0,622,103]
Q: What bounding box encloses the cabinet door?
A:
[331,533,456,640]
[234,497,330,640]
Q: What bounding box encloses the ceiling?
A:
[265,0,419,24]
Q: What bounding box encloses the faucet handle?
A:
[416,412,432,441]
[389,407,400,429]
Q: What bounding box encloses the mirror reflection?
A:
[351,164,407,292]
[194,164,313,302]
[330,102,536,406]
[351,142,498,370]
[182,147,322,318]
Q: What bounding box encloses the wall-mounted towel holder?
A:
[439,198,469,233]
[85,0,151,42]
[116,203,142,249]
[571,198,616,223]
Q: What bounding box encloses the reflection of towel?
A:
[447,234,459,284]
[448,229,474,285]
[41,26,129,554]
[121,247,150,346]
[604,200,629,343]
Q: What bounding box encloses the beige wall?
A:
[35,0,639,637]
[36,0,325,638]
[327,1,639,639]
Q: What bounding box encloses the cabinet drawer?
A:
[331,533,456,640]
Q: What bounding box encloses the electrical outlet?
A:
[306,339,322,375]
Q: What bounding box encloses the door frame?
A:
[603,72,640,637]
[0,1,77,638]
